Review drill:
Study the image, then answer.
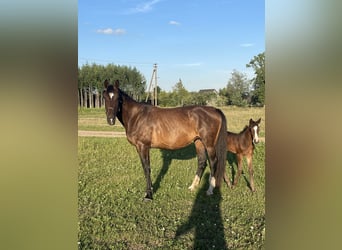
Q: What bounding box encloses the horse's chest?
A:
[126,127,153,146]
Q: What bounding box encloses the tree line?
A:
[78,52,264,108]
[78,64,146,108]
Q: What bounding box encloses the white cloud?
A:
[169,20,181,25]
[129,0,161,14]
[96,28,126,35]
[240,43,254,47]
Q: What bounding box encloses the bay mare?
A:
[103,80,227,200]
[224,118,261,192]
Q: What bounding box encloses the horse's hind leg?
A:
[189,139,207,191]
[246,155,256,192]
[206,147,218,195]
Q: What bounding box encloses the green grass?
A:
[220,106,265,137]
[78,137,265,249]
[78,107,125,132]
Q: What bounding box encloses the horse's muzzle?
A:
[107,118,115,125]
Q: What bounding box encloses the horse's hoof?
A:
[143,197,153,202]
[188,186,195,191]
[206,190,213,196]
[143,194,153,201]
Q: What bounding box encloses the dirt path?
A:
[78,130,265,142]
[78,130,126,138]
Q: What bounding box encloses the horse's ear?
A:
[114,80,119,88]
[256,118,261,124]
[249,118,253,125]
[104,79,109,88]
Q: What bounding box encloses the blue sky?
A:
[78,0,264,91]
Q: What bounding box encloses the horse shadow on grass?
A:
[153,143,197,195]
[153,146,251,194]
[174,172,228,249]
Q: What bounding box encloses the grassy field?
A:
[78,108,125,132]
[78,106,265,136]
[78,106,265,249]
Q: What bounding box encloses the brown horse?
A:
[103,80,227,200]
[224,118,261,192]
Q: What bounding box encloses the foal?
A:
[224,118,261,192]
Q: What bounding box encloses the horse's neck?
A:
[241,127,251,138]
[242,127,254,145]
[118,91,142,128]
[233,126,252,143]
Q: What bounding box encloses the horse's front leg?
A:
[136,144,153,201]
[189,140,207,191]
[232,154,243,188]
[223,171,232,188]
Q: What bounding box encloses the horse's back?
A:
[226,131,253,155]
[147,105,224,149]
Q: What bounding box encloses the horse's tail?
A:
[214,109,227,187]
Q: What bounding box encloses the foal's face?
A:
[249,118,261,144]
[103,80,119,125]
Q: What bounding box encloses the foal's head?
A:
[249,118,261,144]
[103,79,120,125]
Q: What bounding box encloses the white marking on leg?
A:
[188,174,200,191]
[210,176,216,187]
[206,175,216,195]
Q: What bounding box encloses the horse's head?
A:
[103,79,120,126]
[249,118,261,144]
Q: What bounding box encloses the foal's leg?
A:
[136,144,153,200]
[232,154,243,188]
[223,170,232,188]
[246,155,256,192]
[189,140,207,191]
[206,147,218,195]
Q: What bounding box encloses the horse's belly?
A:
[151,131,196,149]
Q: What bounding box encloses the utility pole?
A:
[154,63,157,106]
[145,63,158,106]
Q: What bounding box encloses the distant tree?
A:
[157,90,170,107]
[247,52,265,106]
[188,92,208,105]
[220,70,251,107]
[172,79,190,106]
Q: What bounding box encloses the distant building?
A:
[198,89,218,95]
